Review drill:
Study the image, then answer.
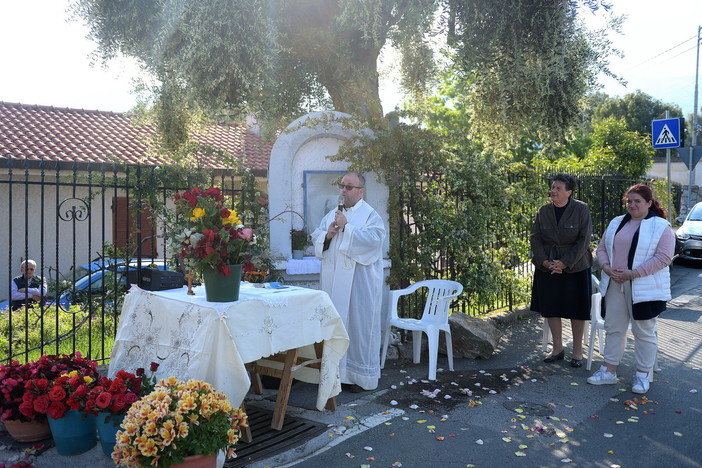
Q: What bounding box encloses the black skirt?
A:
[530,268,592,320]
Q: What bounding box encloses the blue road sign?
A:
[652,118,683,149]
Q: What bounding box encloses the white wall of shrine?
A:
[267,111,390,284]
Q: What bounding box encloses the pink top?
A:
[596,218,675,277]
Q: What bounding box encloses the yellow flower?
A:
[222,210,241,225]
[190,207,206,221]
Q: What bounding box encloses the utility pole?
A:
[689,25,701,214]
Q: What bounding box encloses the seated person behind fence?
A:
[10,260,47,310]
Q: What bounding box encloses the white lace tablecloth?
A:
[285,256,321,274]
[108,283,349,411]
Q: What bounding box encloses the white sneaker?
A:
[587,365,618,385]
[632,371,650,394]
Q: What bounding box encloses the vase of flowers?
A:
[112,377,248,468]
[86,370,143,457]
[24,370,100,455]
[290,229,310,260]
[0,353,98,442]
[172,187,256,302]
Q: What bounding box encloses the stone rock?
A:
[439,312,503,359]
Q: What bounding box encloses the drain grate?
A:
[225,406,328,467]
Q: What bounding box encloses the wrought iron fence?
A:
[393,171,679,321]
[1,158,680,363]
[1,158,242,364]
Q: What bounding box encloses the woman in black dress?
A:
[530,174,593,367]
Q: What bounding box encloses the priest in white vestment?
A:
[313,172,386,391]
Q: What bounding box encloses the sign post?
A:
[652,116,684,220]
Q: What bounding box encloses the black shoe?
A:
[543,350,565,363]
[570,358,583,368]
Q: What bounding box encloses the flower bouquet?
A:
[172,187,256,277]
[112,377,248,468]
[22,370,98,420]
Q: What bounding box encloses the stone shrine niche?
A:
[267,111,390,280]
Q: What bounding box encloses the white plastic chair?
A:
[380,280,463,381]
[586,290,604,370]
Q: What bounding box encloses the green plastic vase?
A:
[202,264,242,302]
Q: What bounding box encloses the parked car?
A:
[675,201,702,261]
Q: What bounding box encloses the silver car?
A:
[675,202,702,261]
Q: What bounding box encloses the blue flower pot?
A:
[96,412,126,457]
[47,410,97,456]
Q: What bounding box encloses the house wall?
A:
[0,170,163,303]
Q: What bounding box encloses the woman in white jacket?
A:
[587,185,674,394]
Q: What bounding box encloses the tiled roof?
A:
[0,102,271,172]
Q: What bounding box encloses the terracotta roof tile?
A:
[0,102,270,172]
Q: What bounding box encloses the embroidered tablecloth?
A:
[108,283,349,411]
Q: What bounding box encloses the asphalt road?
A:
[2,263,700,468]
[255,262,702,468]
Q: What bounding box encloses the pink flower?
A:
[240,228,253,241]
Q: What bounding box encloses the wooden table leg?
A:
[239,403,252,443]
[271,348,299,430]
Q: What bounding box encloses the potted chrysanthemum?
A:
[112,377,247,468]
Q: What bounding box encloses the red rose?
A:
[73,385,88,399]
[111,394,127,413]
[220,265,231,276]
[22,392,35,403]
[150,362,159,372]
[124,392,138,405]
[47,401,67,420]
[85,399,96,412]
[48,386,67,402]
[220,208,231,218]
[68,375,82,388]
[136,368,145,377]
[18,401,35,419]
[34,379,50,391]
[33,395,50,414]
[66,398,81,411]
[96,392,112,409]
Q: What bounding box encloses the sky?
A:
[1,0,701,117]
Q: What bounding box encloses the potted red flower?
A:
[23,369,100,455]
[85,370,143,457]
[0,353,98,442]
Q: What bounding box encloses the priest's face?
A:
[339,174,364,208]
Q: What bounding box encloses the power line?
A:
[629,34,697,69]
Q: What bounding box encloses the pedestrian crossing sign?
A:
[652,118,684,149]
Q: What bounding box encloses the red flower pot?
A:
[170,453,217,468]
[2,418,52,442]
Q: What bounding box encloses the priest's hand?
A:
[335,211,348,230]
[326,221,339,239]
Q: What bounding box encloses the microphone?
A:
[338,196,345,212]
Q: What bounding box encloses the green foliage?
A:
[584,117,654,178]
[592,90,682,136]
[74,0,614,144]
[0,304,116,364]
[446,0,614,147]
